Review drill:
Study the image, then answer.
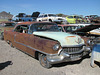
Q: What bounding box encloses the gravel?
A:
[0,40,100,75]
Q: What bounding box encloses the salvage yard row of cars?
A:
[0,21,100,68]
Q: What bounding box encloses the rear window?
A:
[64,26,78,32]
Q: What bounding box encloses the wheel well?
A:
[35,51,40,60]
[39,20,41,22]
[49,19,52,22]
[35,51,46,60]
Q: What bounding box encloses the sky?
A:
[0,0,100,16]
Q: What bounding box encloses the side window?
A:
[44,14,47,17]
[14,25,29,33]
[64,26,72,32]
[58,26,64,32]
[68,16,73,18]
[29,24,37,34]
[38,15,43,18]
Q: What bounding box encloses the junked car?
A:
[66,15,84,24]
[0,21,15,40]
[37,14,67,24]
[4,22,90,68]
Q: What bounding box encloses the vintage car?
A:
[0,21,15,40]
[37,14,67,24]
[58,24,100,49]
[66,15,84,24]
[4,22,90,68]
[90,43,100,68]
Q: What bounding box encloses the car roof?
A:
[16,21,56,26]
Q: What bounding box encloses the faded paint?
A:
[33,32,84,46]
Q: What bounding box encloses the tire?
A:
[49,19,52,22]
[39,53,52,69]
[0,32,4,40]
[10,42,14,48]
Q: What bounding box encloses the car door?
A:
[14,25,29,52]
[14,24,37,56]
[42,14,48,21]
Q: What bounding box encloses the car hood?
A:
[72,23,100,33]
[31,12,40,17]
[33,32,84,47]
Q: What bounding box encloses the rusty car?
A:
[4,22,90,68]
[0,21,15,40]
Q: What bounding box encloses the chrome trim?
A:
[62,44,85,47]
[58,48,62,55]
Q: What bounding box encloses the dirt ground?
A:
[0,40,100,75]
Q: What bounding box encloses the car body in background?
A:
[90,28,100,36]
[85,15,100,23]
[90,43,100,68]
[37,14,67,24]
[66,15,85,24]
[58,23,100,49]
[69,23,91,27]
[4,22,90,68]
[0,21,15,40]
[12,12,40,22]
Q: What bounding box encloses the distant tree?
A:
[56,13,67,17]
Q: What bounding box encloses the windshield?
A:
[64,26,80,32]
[74,16,80,18]
[48,14,57,17]
[32,23,60,32]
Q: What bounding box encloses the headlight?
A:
[53,44,60,51]
[87,40,94,45]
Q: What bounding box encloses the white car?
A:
[90,44,100,68]
[37,14,67,23]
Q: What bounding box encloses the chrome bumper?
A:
[47,47,91,64]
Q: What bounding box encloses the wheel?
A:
[0,32,4,40]
[39,53,52,68]
[49,19,52,22]
[9,41,14,48]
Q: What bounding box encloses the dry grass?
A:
[0,19,8,22]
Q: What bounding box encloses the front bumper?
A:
[53,19,67,23]
[47,47,91,64]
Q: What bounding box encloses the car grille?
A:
[63,46,83,58]
[63,46,83,54]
